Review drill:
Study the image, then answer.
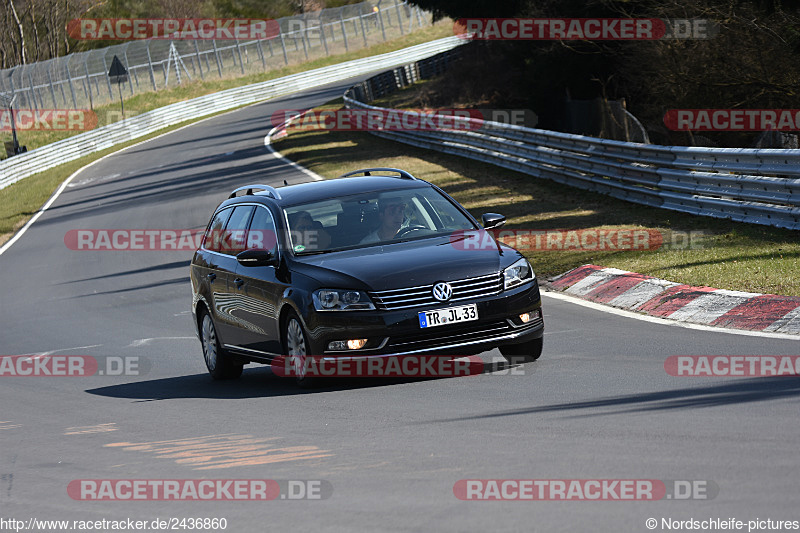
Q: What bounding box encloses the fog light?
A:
[519,313,531,323]
[327,339,368,351]
[347,339,367,350]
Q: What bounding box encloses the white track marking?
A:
[127,337,195,347]
[264,121,324,182]
[19,344,103,356]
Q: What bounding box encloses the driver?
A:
[360,196,407,244]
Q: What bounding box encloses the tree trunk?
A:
[7,0,26,64]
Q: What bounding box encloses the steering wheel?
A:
[394,225,429,238]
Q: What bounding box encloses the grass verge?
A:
[274,101,800,296]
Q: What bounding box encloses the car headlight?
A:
[503,258,534,290]
[312,289,375,311]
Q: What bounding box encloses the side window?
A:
[221,205,255,255]
[246,206,278,253]
[203,208,232,252]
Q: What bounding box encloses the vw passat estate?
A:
[190,168,544,385]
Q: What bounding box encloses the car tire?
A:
[499,337,543,364]
[200,310,243,380]
[282,311,317,389]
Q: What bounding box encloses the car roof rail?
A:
[229,184,282,200]
[338,168,419,181]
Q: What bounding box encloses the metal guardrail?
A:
[0,36,462,191]
[343,54,800,231]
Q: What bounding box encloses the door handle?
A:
[234,278,244,289]
[207,273,216,282]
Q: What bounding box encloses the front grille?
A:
[369,273,503,311]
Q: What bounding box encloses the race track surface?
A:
[1,77,799,532]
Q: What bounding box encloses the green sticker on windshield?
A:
[294,244,306,252]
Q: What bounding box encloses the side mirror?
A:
[236,249,275,267]
[481,213,506,230]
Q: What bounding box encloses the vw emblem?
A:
[432,282,453,302]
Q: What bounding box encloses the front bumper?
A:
[302,279,543,356]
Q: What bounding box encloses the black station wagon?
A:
[190,168,544,385]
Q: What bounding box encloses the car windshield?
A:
[283,186,476,254]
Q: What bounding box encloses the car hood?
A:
[290,234,518,291]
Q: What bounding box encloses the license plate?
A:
[418,304,478,328]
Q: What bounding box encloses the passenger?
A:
[290,211,331,250]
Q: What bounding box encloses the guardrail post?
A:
[414,6,424,28]
[256,37,266,70]
[358,4,368,45]
[26,69,40,111]
[384,3,392,27]
[64,59,78,108]
[122,43,134,96]
[377,8,387,41]
[394,0,405,35]
[339,8,349,51]
[235,39,246,74]
[193,41,205,79]
[300,22,309,60]
[145,42,157,90]
[211,40,223,77]
[301,16,310,59]
[319,22,329,56]
[8,70,22,109]
[82,55,94,109]
[279,32,289,65]
[45,68,59,106]
[101,54,114,99]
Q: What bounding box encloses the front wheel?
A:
[500,337,543,365]
[282,311,317,388]
[200,311,243,380]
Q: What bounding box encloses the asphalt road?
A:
[1,76,799,533]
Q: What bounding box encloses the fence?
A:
[0,36,462,191]
[342,52,800,230]
[0,0,428,112]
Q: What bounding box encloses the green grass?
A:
[0,22,452,245]
[273,102,800,296]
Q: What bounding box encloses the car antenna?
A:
[283,179,288,186]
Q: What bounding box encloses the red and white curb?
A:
[546,265,800,335]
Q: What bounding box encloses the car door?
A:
[232,204,285,356]
[211,204,256,347]
[194,207,234,337]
